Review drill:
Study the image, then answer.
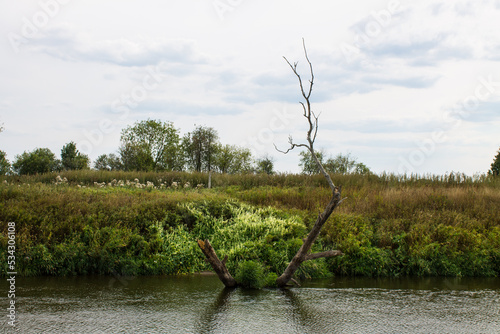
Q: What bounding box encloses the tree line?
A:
[4,119,496,177]
[0,120,275,176]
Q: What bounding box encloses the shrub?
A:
[235,260,266,289]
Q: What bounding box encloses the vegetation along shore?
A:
[1,170,499,279]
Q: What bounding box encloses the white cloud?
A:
[28,25,208,67]
[1,0,499,175]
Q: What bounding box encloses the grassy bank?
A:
[0,171,499,278]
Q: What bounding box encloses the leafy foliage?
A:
[299,151,371,175]
[0,171,499,279]
[12,148,60,175]
[489,147,500,176]
[61,142,90,170]
[0,150,10,175]
[255,155,275,175]
[214,144,253,174]
[182,125,219,172]
[94,153,122,171]
[120,119,182,171]
[235,260,266,289]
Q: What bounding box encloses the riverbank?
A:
[1,171,499,278]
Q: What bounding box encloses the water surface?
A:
[1,275,499,333]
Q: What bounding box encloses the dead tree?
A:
[197,39,343,288]
[197,239,237,287]
[274,39,344,287]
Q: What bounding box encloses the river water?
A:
[1,275,499,333]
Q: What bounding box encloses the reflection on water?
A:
[1,275,499,333]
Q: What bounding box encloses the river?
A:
[1,275,499,333]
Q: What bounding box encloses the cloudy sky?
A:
[1,0,499,174]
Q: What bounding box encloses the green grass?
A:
[0,170,499,278]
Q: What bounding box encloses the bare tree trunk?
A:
[197,239,237,288]
[276,188,343,287]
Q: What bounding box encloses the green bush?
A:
[235,260,266,289]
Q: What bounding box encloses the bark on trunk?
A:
[276,186,343,287]
[197,239,237,288]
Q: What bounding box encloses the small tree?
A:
[214,144,253,174]
[0,125,9,175]
[0,150,10,175]
[490,147,500,176]
[12,148,59,175]
[299,150,325,174]
[94,153,122,171]
[255,155,275,175]
[183,125,219,172]
[324,153,371,175]
[61,141,90,170]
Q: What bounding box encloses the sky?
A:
[1,0,499,175]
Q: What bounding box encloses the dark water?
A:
[1,275,499,333]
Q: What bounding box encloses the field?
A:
[1,170,499,278]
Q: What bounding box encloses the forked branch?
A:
[274,39,344,288]
[277,38,335,193]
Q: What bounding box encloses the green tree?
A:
[489,147,500,176]
[299,150,325,175]
[324,153,355,174]
[61,141,90,170]
[183,125,219,172]
[12,148,59,175]
[94,153,122,171]
[0,150,10,175]
[301,151,371,175]
[255,155,275,175]
[0,124,8,175]
[120,119,182,171]
[214,144,253,174]
[119,143,155,171]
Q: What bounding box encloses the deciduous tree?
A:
[0,150,10,175]
[120,119,182,171]
[489,147,500,176]
[12,148,60,175]
[61,141,90,170]
[255,155,275,175]
[94,153,122,171]
[183,125,219,172]
[214,144,253,174]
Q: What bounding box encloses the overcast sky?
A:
[1,0,499,175]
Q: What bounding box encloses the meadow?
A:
[1,170,499,278]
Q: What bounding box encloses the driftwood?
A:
[198,39,344,288]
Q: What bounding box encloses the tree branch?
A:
[197,240,237,288]
[304,250,343,261]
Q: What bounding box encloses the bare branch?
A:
[302,38,314,100]
[304,250,343,261]
[274,142,308,155]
